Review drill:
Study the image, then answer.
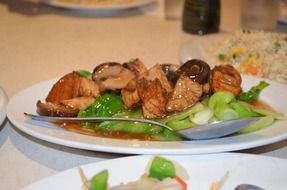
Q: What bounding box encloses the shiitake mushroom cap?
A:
[177,59,211,84]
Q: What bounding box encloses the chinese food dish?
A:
[35,58,285,141]
[79,156,226,190]
[206,30,287,84]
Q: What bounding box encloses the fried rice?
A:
[208,30,287,84]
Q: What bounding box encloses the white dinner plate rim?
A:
[22,153,287,190]
[0,87,8,126]
[178,33,230,65]
[6,75,287,155]
[41,0,155,11]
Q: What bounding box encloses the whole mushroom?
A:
[92,62,135,92]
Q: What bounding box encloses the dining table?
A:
[0,0,287,189]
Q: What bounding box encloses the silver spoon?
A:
[235,184,265,190]
[24,113,259,140]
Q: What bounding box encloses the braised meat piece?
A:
[74,77,100,98]
[141,64,173,94]
[137,78,167,119]
[211,65,242,96]
[121,79,141,109]
[166,75,203,112]
[46,72,79,103]
[161,64,180,87]
[121,59,148,109]
[39,71,99,117]
[123,58,148,77]
[61,97,95,110]
[46,71,99,103]
[121,62,174,109]
[36,101,79,117]
[37,97,95,117]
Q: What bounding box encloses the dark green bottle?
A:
[182,0,220,35]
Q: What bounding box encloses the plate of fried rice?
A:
[179,30,287,84]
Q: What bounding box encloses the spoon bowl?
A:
[235,184,265,190]
[24,113,259,140]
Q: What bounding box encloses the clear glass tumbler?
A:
[240,0,280,31]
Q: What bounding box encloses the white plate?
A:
[6,75,287,155]
[23,153,287,190]
[0,87,8,125]
[179,33,229,66]
[41,0,155,11]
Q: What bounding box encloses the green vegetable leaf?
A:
[97,108,163,135]
[78,70,92,79]
[208,91,235,110]
[166,120,195,131]
[78,93,124,118]
[162,129,183,141]
[238,81,269,102]
[89,170,108,190]
[230,102,259,118]
[236,116,274,134]
[214,103,240,121]
[161,102,204,124]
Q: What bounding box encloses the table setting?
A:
[1,0,287,189]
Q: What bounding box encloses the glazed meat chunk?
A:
[123,58,148,77]
[121,79,141,109]
[38,71,99,117]
[141,64,173,94]
[137,78,168,119]
[46,71,100,103]
[166,75,203,112]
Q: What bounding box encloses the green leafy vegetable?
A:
[208,91,235,110]
[161,102,204,124]
[190,107,213,125]
[238,101,286,120]
[161,129,182,141]
[214,103,240,121]
[78,70,92,79]
[230,102,259,118]
[166,120,195,131]
[78,93,124,118]
[236,116,274,134]
[89,170,108,190]
[97,109,163,135]
[208,91,238,121]
[238,81,269,102]
[149,156,175,180]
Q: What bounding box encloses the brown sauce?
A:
[55,122,161,141]
[249,100,275,112]
[55,100,275,141]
